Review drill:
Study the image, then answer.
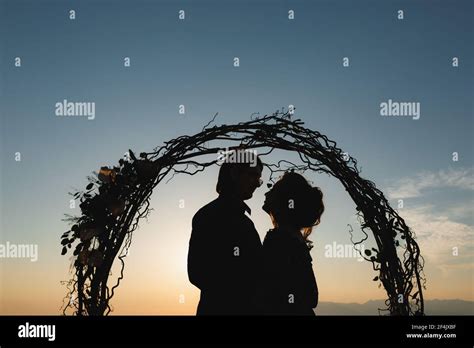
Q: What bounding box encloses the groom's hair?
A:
[216,150,263,194]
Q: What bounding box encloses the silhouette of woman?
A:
[260,171,324,315]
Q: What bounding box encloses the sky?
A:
[0,0,473,315]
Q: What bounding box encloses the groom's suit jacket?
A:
[187,194,262,315]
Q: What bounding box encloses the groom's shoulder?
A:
[192,198,222,222]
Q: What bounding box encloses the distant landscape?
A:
[315,299,474,315]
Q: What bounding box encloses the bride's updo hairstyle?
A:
[263,172,324,248]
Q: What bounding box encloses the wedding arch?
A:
[60,110,425,316]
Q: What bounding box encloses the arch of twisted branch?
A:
[60,110,425,316]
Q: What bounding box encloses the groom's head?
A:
[216,149,263,200]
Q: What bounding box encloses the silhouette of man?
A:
[187,150,263,315]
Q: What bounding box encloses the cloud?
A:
[385,167,474,272]
[400,204,473,270]
[387,167,474,199]
[445,202,474,220]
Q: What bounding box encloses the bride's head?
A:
[262,172,324,247]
